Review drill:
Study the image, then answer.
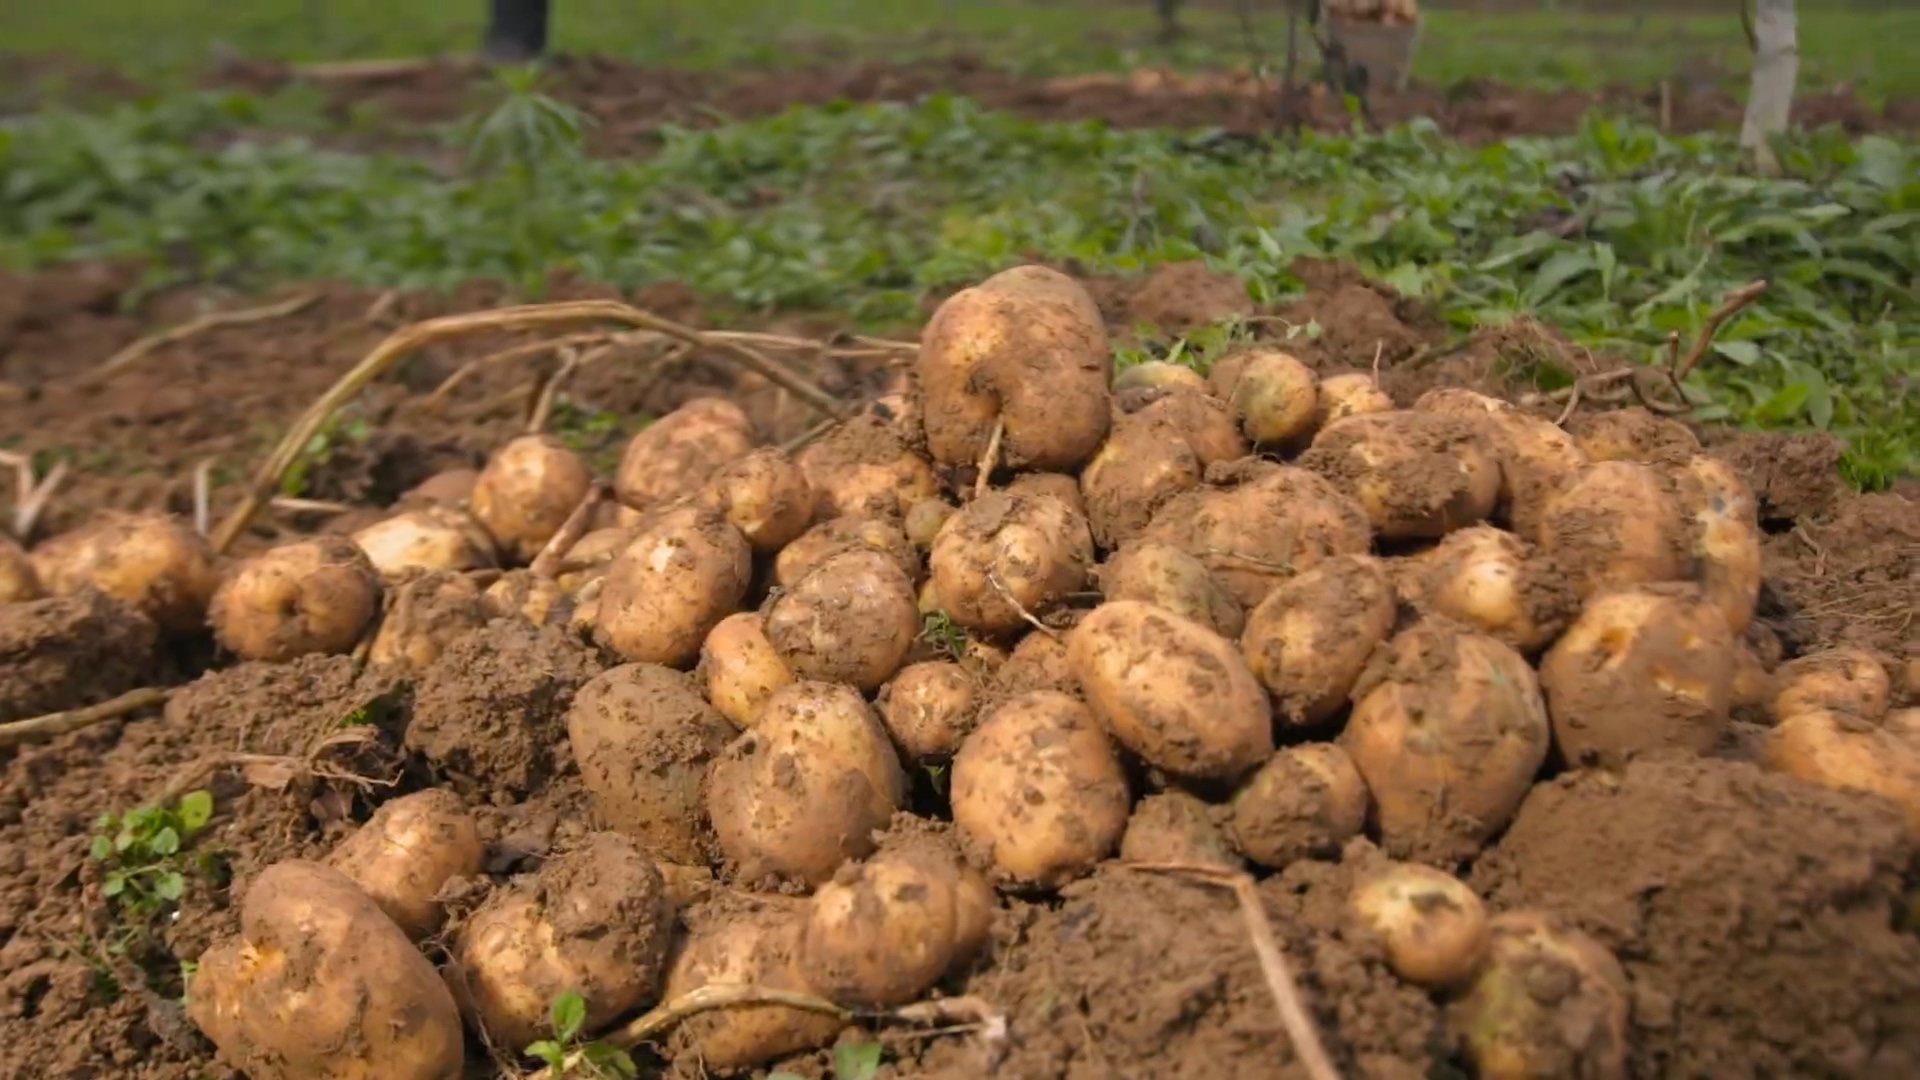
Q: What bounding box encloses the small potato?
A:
[1228,743,1369,869]
[402,467,480,507]
[1240,553,1396,728]
[698,612,794,729]
[595,507,751,668]
[1570,406,1700,467]
[1079,411,1204,549]
[1449,912,1630,1080]
[614,397,755,513]
[1538,460,1687,599]
[796,415,939,521]
[211,536,382,662]
[1349,862,1489,989]
[1410,526,1574,654]
[950,690,1130,889]
[1765,707,1920,836]
[367,571,489,672]
[1097,540,1244,639]
[707,681,908,886]
[471,435,592,564]
[1300,412,1501,540]
[1315,372,1395,428]
[1069,600,1273,780]
[767,548,920,692]
[773,516,919,589]
[350,506,496,580]
[1411,388,1588,543]
[697,447,814,553]
[0,535,41,603]
[801,845,963,1007]
[1114,360,1211,395]
[1213,349,1318,447]
[481,569,571,628]
[1128,390,1248,468]
[996,623,1078,695]
[450,833,674,1050]
[30,511,218,632]
[188,861,464,1080]
[1004,472,1089,519]
[567,663,738,864]
[553,526,632,594]
[327,789,482,939]
[931,492,1093,637]
[665,898,845,1070]
[1769,645,1891,723]
[878,660,979,762]
[1120,789,1240,869]
[903,498,958,553]
[1674,454,1762,636]
[1342,622,1550,861]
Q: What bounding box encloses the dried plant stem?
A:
[192,459,216,537]
[1541,279,1768,424]
[92,293,320,380]
[975,416,1006,500]
[525,347,583,434]
[0,687,173,750]
[0,451,69,541]
[529,485,607,579]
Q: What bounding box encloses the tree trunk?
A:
[1740,0,1799,176]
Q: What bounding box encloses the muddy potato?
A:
[707,681,908,886]
[1569,406,1700,466]
[1341,622,1551,861]
[402,467,480,507]
[1538,460,1687,599]
[1412,388,1588,542]
[596,507,751,667]
[1079,411,1205,549]
[1114,360,1210,395]
[0,535,41,603]
[481,569,571,628]
[665,898,845,1070]
[554,526,633,594]
[951,690,1129,889]
[567,663,738,863]
[1349,862,1489,989]
[1068,600,1273,780]
[1004,471,1089,518]
[1315,372,1395,428]
[450,833,674,1050]
[1240,553,1396,728]
[766,549,919,691]
[1228,743,1369,869]
[211,536,382,662]
[470,435,592,564]
[878,660,979,762]
[773,515,919,589]
[187,860,463,1080]
[350,506,496,580]
[327,789,482,939]
[1097,540,1244,639]
[996,622,1078,695]
[1886,708,1920,747]
[1449,912,1630,1080]
[1129,389,1249,467]
[29,511,218,632]
[697,447,814,553]
[698,612,794,729]
[367,571,489,672]
[1769,645,1891,723]
[1121,789,1240,868]
[1674,454,1763,636]
[801,844,965,1007]
[1213,348,1319,447]
[1766,707,1920,836]
[1730,642,1774,716]
[796,415,939,521]
[930,492,1093,637]
[903,497,958,553]
[1300,412,1501,540]
[614,397,755,513]
[1410,526,1575,654]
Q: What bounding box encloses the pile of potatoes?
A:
[8,264,1917,1080]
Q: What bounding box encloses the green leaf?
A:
[150,826,181,857]
[156,872,185,901]
[524,1040,564,1068]
[1752,383,1811,426]
[1525,248,1596,307]
[90,836,113,861]
[103,871,127,898]
[176,791,215,834]
[582,1043,639,1078]
[836,1039,884,1080]
[551,990,588,1042]
[1712,341,1761,367]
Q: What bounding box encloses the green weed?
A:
[525,990,638,1079]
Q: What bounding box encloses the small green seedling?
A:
[90,790,217,924]
[919,609,969,662]
[835,1039,884,1080]
[526,990,637,1079]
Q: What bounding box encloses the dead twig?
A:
[975,416,1006,500]
[1541,279,1767,424]
[14,459,68,541]
[988,567,1057,640]
[91,293,320,381]
[192,459,216,538]
[777,416,842,455]
[270,496,357,517]
[525,347,583,434]
[0,687,173,750]
[529,485,607,580]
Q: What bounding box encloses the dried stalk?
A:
[0,687,173,750]
[92,293,320,380]
[529,485,607,579]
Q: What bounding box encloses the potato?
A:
[1537,460,1687,599]
[29,511,218,632]
[1079,410,1205,549]
[665,898,844,1070]
[1004,471,1089,519]
[1349,862,1489,989]
[1097,540,1244,639]
[350,506,496,580]
[995,622,1078,695]
[1300,412,1501,540]
[707,681,908,886]
[1128,389,1249,468]
[696,447,814,553]
[595,506,751,667]
[1674,454,1763,636]
[1212,348,1319,446]
[930,492,1093,637]
[553,526,632,594]
[1141,462,1374,611]
[0,535,41,603]
[1886,708,1920,747]
[1766,707,1920,836]
[1114,360,1210,395]
[878,660,979,762]
[1769,645,1891,723]
[366,570,489,672]
[903,497,957,553]
[450,833,674,1050]
[1120,789,1240,868]
[1729,642,1774,716]
[567,663,739,864]
[918,265,1113,472]
[471,435,592,564]
[773,516,919,589]
[1341,622,1550,861]
[210,536,382,662]
[1449,912,1630,1080]
[481,569,571,628]
[950,690,1130,889]
[1409,526,1574,654]
[1069,600,1273,780]
[614,397,755,513]
[796,414,939,521]
[766,548,920,692]
[1315,372,1395,428]
[800,844,965,1007]
[1240,553,1396,728]
[1227,743,1369,868]
[698,612,794,729]
[1411,388,1588,542]
[402,467,480,507]
[1569,406,1700,466]
[327,789,482,939]
[188,860,464,1080]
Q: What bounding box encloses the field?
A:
[1,2,1917,1080]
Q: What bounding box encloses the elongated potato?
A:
[1449,912,1630,1080]
[29,511,218,632]
[697,447,814,553]
[188,860,464,1080]
[350,506,496,580]
[327,789,482,939]
[366,571,489,673]
[1674,454,1762,636]
[1240,553,1396,728]
[1769,646,1891,723]
[1350,862,1489,989]
[773,516,919,589]
[796,414,939,521]
[1300,412,1501,540]
[595,507,751,667]
[210,536,382,662]
[0,535,42,603]
[930,492,1093,637]
[766,548,920,692]
[471,435,591,564]
[1765,707,1920,836]
[614,397,755,513]
[1069,600,1273,780]
[1538,461,1687,598]
[1096,540,1244,639]
[1228,743,1369,868]
[1315,372,1395,428]
[878,660,980,762]
[1409,526,1575,655]
[698,612,793,729]
[1213,348,1319,447]
[665,898,844,1071]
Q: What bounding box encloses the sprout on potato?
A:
[1300,412,1501,541]
[1448,912,1630,1080]
[1348,862,1489,989]
[595,506,751,668]
[766,548,920,692]
[1212,348,1319,447]
[698,611,794,729]
[1409,526,1575,655]
[1538,460,1687,599]
[327,789,482,940]
[366,570,490,672]
[1240,553,1396,728]
[614,397,755,513]
[1097,540,1245,639]
[878,660,980,762]
[30,511,218,632]
[350,505,496,580]
[930,492,1093,637]
[470,434,592,565]
[210,536,383,662]
[1228,743,1369,869]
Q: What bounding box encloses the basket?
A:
[1325,16,1422,95]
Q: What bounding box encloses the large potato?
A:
[366,570,489,672]
[1228,743,1369,869]
[796,414,939,521]
[950,690,1129,889]
[930,492,1093,637]
[1096,540,1244,639]
[210,536,382,662]
[706,681,908,887]
[1674,454,1762,636]
[1408,526,1575,655]
[614,397,755,513]
[877,660,980,762]
[595,506,751,667]
[1765,707,1920,837]
[918,265,1112,472]
[29,511,218,632]
[188,861,464,1080]
[471,434,592,564]
[1240,553,1396,728]
[773,515,919,589]
[350,505,496,580]
[1300,411,1501,540]
[698,612,794,729]
[1413,388,1587,542]
[1448,912,1630,1080]
[698,447,814,553]
[1538,460,1687,599]
[1341,621,1551,861]
[665,898,844,1071]
[765,548,920,692]
[327,789,482,940]
[0,535,41,603]
[1068,600,1273,780]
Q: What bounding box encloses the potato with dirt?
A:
[1341,621,1551,861]
[1114,359,1211,395]
[1412,387,1588,542]
[470,434,592,564]
[903,497,958,553]
[1769,645,1891,722]
[595,506,751,668]
[1569,406,1701,466]
[188,860,464,1080]
[877,659,980,762]
[1538,460,1687,599]
[1349,862,1489,989]
[553,525,633,593]
[930,491,1094,637]
[1228,743,1370,868]
[29,511,218,632]
[327,789,482,940]
[567,663,740,864]
[1126,388,1248,466]
[450,832,674,1050]
[1120,789,1240,868]
[1069,600,1273,780]
[210,536,383,662]
[698,611,794,729]
[773,515,919,588]
[1765,707,1920,836]
[402,467,480,507]
[614,397,756,513]
[994,619,1079,695]
[918,264,1113,473]
[481,569,571,628]
[1300,411,1501,540]
[799,842,979,1007]
[1096,539,1244,638]
[1406,526,1575,655]
[1210,348,1319,447]
[1674,453,1763,636]
[0,535,39,603]
[796,413,939,521]
[690,446,813,552]
[707,681,908,886]
[1449,912,1630,1080]
[665,897,845,1070]
[349,505,496,579]
[1004,470,1090,518]
[1239,553,1397,728]
[1315,372,1395,427]
[950,689,1130,889]
[1078,408,1206,548]
[366,570,490,672]
[766,547,920,692]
